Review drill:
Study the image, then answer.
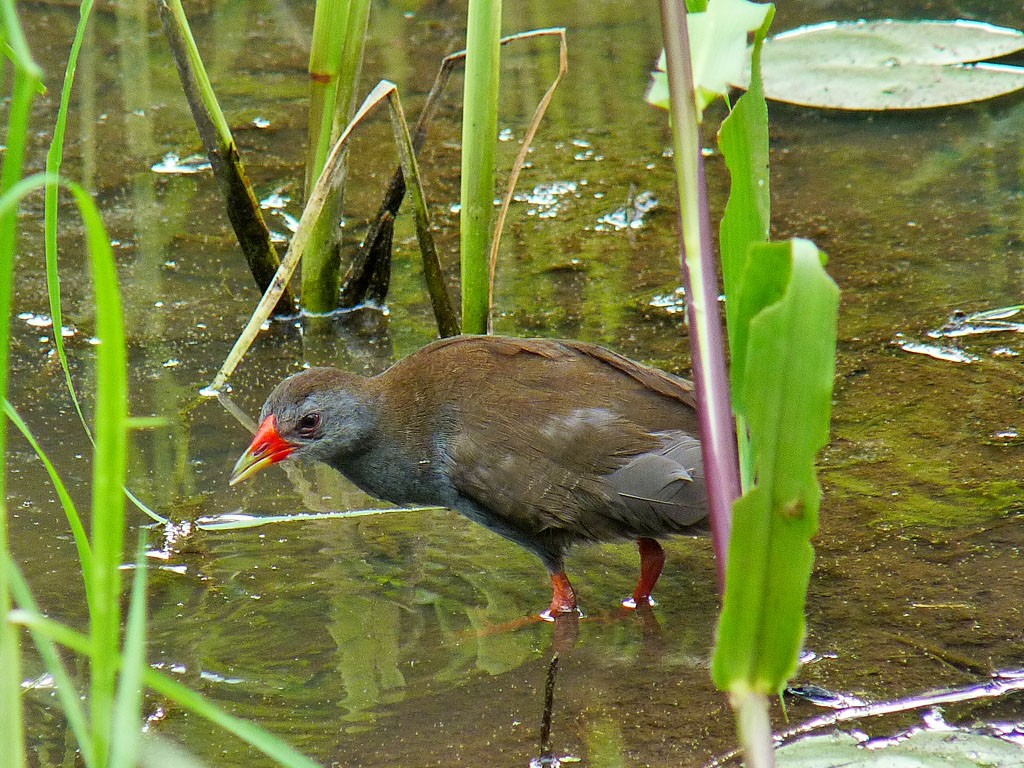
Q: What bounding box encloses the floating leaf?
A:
[899,339,979,363]
[928,305,1024,338]
[777,730,1024,767]
[737,19,1024,110]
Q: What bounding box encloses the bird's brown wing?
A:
[439,338,704,541]
[553,339,697,410]
[406,335,696,410]
[448,400,661,538]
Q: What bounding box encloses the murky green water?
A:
[7,0,1024,766]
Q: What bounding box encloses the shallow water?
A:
[7,0,1024,766]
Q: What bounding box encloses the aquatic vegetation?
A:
[749,19,1024,110]
[0,4,333,767]
[156,0,298,316]
[460,0,503,333]
[654,3,1024,766]
[651,0,839,764]
[5,1,1022,766]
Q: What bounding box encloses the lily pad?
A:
[739,19,1024,110]
[777,730,1024,767]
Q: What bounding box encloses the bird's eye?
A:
[296,412,321,436]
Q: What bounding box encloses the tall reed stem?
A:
[301,0,372,314]
[460,0,502,333]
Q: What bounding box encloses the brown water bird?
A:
[230,335,707,617]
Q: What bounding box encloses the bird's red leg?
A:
[627,537,665,608]
[542,571,578,620]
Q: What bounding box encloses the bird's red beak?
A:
[229,415,296,486]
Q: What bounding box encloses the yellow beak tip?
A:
[229,452,270,487]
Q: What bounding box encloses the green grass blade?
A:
[141,672,323,768]
[44,0,97,437]
[8,614,324,768]
[109,535,148,768]
[459,0,502,333]
[60,180,128,768]
[44,0,177,528]
[3,399,94,591]
[0,10,43,764]
[6,558,97,768]
[7,611,90,660]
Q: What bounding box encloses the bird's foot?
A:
[539,605,584,622]
[621,594,657,609]
[543,571,579,621]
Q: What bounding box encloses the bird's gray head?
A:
[230,367,377,485]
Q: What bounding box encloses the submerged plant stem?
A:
[735,691,774,768]
[156,0,296,315]
[207,80,457,392]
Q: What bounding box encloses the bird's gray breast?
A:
[334,436,459,509]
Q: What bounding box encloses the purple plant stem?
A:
[659,0,742,594]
